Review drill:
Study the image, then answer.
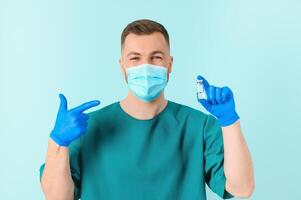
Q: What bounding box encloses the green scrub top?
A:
[39,100,233,200]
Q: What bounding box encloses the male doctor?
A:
[40,19,254,200]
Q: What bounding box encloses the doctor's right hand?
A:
[49,93,101,147]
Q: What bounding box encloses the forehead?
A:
[122,32,169,54]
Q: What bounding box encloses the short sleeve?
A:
[203,115,234,199]
[38,137,82,200]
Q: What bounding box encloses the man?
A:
[39,19,254,200]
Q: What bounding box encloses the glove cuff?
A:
[219,111,240,127]
[50,131,70,147]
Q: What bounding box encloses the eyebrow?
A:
[126,50,165,57]
[151,51,165,56]
[126,52,141,57]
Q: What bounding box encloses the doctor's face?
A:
[119,32,173,77]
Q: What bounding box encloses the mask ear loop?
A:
[166,69,171,83]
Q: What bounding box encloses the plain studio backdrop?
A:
[0,0,300,199]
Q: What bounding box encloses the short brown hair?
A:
[121,19,170,49]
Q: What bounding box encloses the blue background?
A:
[1,0,300,199]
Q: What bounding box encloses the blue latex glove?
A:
[197,75,239,126]
[50,94,101,147]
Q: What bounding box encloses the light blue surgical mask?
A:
[126,63,168,102]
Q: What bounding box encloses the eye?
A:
[130,57,139,61]
[152,56,162,60]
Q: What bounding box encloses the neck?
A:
[119,91,168,120]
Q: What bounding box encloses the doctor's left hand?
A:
[196,75,240,127]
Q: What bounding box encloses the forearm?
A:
[41,139,74,200]
[222,120,255,198]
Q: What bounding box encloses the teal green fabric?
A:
[39,100,233,200]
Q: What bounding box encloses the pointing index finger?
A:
[70,100,101,113]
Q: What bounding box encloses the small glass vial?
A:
[196,79,207,100]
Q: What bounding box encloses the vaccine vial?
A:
[196,79,207,100]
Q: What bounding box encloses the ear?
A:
[167,56,173,81]
[168,56,173,74]
[119,58,126,76]
[119,57,128,83]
